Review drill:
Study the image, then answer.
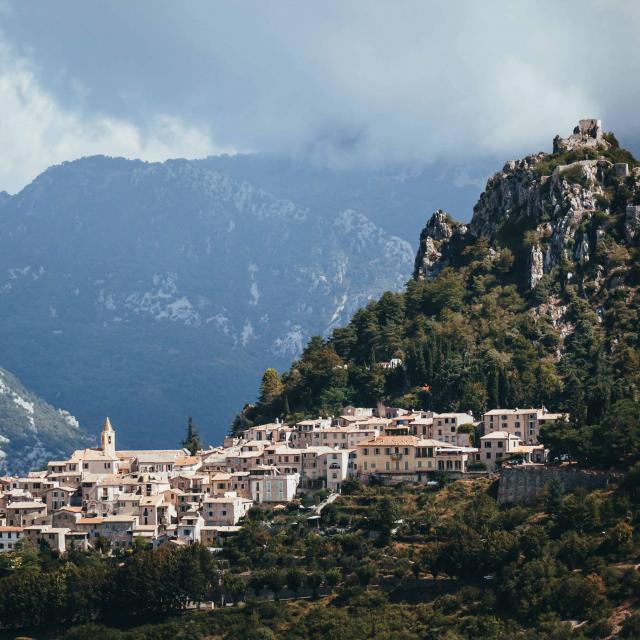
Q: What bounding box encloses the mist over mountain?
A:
[0,154,480,448]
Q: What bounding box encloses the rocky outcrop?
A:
[414,120,632,295]
[468,154,547,240]
[626,205,640,244]
[529,244,544,288]
[413,209,466,279]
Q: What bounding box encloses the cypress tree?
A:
[182,416,203,455]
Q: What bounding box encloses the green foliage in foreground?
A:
[0,476,638,639]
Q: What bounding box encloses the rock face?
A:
[529,243,544,288]
[626,205,640,244]
[413,210,466,279]
[415,119,639,294]
[0,367,91,475]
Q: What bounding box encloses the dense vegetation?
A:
[1,477,639,638]
[234,140,640,471]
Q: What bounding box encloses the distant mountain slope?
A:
[0,367,91,475]
[0,155,430,447]
[198,154,489,241]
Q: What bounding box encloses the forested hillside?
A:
[237,123,640,468]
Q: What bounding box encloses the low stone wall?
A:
[497,466,618,506]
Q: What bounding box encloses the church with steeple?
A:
[64,416,189,479]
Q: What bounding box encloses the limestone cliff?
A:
[415,120,640,296]
[413,209,467,279]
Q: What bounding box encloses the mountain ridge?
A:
[0,154,432,448]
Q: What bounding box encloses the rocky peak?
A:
[413,209,467,280]
[413,120,640,297]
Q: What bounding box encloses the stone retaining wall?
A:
[497,466,618,505]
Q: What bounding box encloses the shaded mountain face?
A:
[0,367,91,475]
[0,155,461,447]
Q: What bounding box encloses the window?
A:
[497,441,503,448]
[385,461,390,470]
[486,453,491,459]
[385,448,391,455]
[363,448,368,456]
[484,442,492,448]
[403,448,409,455]
[374,448,380,455]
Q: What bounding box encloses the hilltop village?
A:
[0,406,563,553]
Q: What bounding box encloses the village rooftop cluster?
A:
[0,406,564,553]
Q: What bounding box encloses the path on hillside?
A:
[313,491,338,515]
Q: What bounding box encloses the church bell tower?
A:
[101,416,116,455]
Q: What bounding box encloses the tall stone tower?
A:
[101,416,116,455]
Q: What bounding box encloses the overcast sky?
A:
[0,1,639,193]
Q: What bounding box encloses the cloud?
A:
[0,0,639,191]
[0,42,231,193]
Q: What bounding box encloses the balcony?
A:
[390,453,402,460]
